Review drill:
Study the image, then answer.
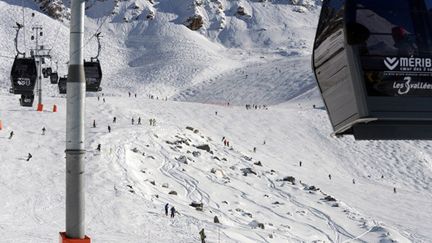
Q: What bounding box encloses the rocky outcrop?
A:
[185,15,204,31]
[34,0,68,20]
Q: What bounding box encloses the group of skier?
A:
[245,104,268,110]
[164,203,177,218]
[222,136,230,147]
[164,203,206,242]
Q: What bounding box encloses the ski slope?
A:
[0,93,431,242]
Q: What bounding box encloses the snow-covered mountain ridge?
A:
[1,0,320,103]
[1,0,431,242]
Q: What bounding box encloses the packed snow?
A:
[0,0,431,242]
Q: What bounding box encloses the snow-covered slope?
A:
[0,0,319,103]
[1,94,430,242]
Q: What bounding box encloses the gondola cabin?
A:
[58,76,67,94]
[313,0,432,140]
[50,72,59,84]
[84,60,102,92]
[19,93,34,107]
[10,57,37,94]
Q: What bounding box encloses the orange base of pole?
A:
[59,232,91,243]
[53,104,58,112]
[37,103,43,112]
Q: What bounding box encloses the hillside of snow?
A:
[0,0,431,242]
[1,94,431,242]
[0,0,319,103]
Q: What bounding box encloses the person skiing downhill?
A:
[97,144,101,152]
[108,125,111,133]
[199,228,206,243]
[138,117,141,125]
[164,203,169,216]
[42,127,46,135]
[93,120,96,128]
[9,131,14,139]
[26,153,32,161]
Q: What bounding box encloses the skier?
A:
[128,91,131,97]
[263,140,266,145]
[152,118,156,126]
[170,206,176,218]
[352,178,355,184]
[393,187,397,193]
[96,144,101,152]
[9,131,14,139]
[108,125,111,133]
[132,118,135,125]
[199,228,206,243]
[42,127,46,135]
[149,119,153,126]
[134,93,137,98]
[138,117,141,125]
[253,147,256,153]
[93,120,96,128]
[299,161,302,167]
[113,117,117,123]
[215,111,218,116]
[26,153,32,161]
[97,96,100,101]
[164,203,169,216]
[328,174,332,180]
[103,98,106,103]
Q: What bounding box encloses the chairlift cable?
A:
[47,20,64,56]
[68,9,110,62]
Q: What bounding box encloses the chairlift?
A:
[313,0,432,140]
[58,76,67,94]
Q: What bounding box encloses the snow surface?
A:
[0,0,431,242]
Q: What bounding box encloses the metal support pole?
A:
[38,58,42,105]
[32,26,43,106]
[65,0,86,239]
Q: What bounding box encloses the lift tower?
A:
[60,0,91,242]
